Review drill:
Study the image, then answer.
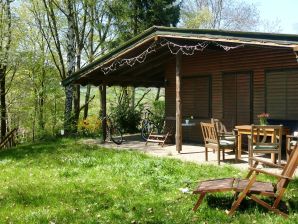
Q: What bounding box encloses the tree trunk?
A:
[83,85,91,119]
[38,75,45,130]
[73,84,80,130]
[64,2,76,134]
[155,88,161,101]
[0,68,6,139]
[99,85,106,142]
[64,85,73,133]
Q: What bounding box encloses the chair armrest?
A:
[249,157,284,169]
[249,167,293,180]
[286,135,298,139]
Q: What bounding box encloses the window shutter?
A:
[182,76,211,118]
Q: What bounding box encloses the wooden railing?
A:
[0,128,17,150]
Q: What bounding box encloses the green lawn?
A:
[0,138,296,223]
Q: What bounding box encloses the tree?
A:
[108,0,180,109]
[110,0,180,42]
[30,0,87,133]
[181,0,260,31]
[0,0,13,138]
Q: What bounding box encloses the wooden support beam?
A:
[100,85,107,142]
[175,52,182,153]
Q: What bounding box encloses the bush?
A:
[151,100,165,133]
[78,115,101,136]
[110,103,142,134]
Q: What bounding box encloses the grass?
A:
[0,138,296,223]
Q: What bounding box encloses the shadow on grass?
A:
[206,191,298,215]
[0,138,67,161]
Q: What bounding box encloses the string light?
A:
[100,38,244,75]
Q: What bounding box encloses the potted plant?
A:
[257,113,269,125]
[185,116,194,124]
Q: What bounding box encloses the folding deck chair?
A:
[145,118,175,147]
[193,145,298,218]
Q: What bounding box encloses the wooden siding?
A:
[165,46,298,143]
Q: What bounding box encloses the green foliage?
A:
[78,115,101,137]
[0,139,296,223]
[181,7,213,28]
[110,101,142,134]
[151,100,165,133]
[109,0,181,43]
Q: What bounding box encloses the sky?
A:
[247,0,298,34]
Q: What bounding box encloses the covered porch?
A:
[81,134,292,172]
[63,26,298,155]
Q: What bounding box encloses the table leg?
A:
[237,133,242,159]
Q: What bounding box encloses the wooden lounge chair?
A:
[200,122,237,165]
[145,118,175,147]
[193,145,298,218]
[248,125,283,166]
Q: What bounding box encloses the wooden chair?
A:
[200,122,237,165]
[286,134,298,161]
[249,125,283,166]
[211,118,237,146]
[193,145,298,218]
[145,118,175,147]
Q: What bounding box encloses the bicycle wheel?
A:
[141,121,156,141]
[110,125,123,145]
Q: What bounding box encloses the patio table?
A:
[235,125,290,162]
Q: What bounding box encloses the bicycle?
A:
[141,109,160,141]
[101,115,123,145]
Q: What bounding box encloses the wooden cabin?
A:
[63,26,298,151]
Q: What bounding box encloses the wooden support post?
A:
[176,53,182,153]
[100,85,107,142]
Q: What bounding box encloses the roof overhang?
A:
[62,26,298,87]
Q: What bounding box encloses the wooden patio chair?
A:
[193,145,298,218]
[145,118,175,147]
[211,118,237,147]
[200,122,237,165]
[248,125,283,166]
[286,134,298,161]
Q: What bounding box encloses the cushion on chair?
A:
[219,140,235,146]
[222,136,236,141]
[253,145,278,150]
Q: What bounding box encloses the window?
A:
[182,76,211,118]
[266,69,298,120]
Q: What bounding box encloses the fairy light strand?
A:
[100,38,244,75]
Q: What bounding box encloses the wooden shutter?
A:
[237,73,251,124]
[223,74,237,129]
[223,72,252,128]
[182,76,210,118]
[266,69,298,120]
[266,72,286,119]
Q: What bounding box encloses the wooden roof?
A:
[62,26,298,87]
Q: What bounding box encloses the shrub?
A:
[78,115,101,136]
[151,100,165,133]
[110,104,142,134]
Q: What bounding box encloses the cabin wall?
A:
[165,46,298,143]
